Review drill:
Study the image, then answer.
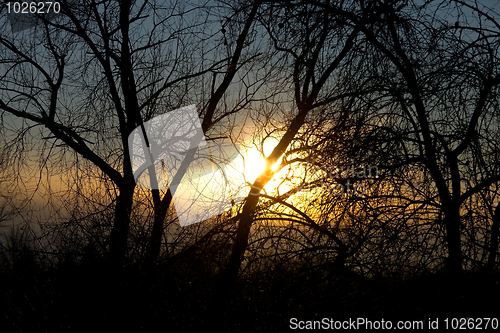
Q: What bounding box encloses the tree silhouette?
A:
[0,0,274,267]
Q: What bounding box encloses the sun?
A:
[176,135,299,213]
[232,137,301,196]
[237,137,281,181]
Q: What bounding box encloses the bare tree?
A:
[145,0,265,263]
[313,0,500,274]
[218,0,385,286]
[0,0,268,267]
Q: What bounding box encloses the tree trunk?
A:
[146,147,196,262]
[109,181,134,268]
[444,207,462,275]
[218,191,261,287]
[146,190,172,263]
[487,205,500,271]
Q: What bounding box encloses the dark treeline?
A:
[1,0,500,331]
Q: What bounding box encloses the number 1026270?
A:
[6,2,61,14]
[443,318,499,330]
